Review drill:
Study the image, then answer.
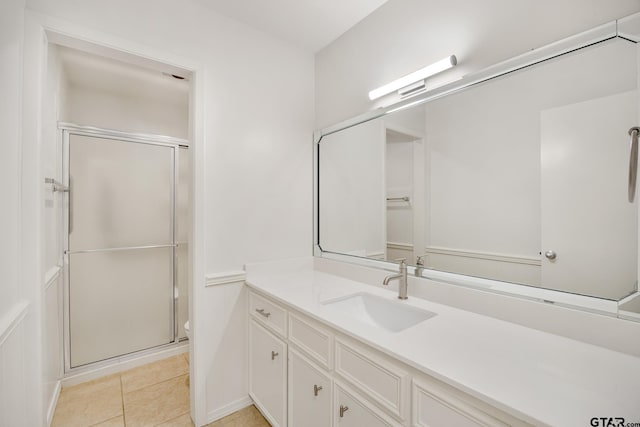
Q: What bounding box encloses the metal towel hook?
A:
[629,127,639,203]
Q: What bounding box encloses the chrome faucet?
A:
[415,254,427,277]
[383,259,408,300]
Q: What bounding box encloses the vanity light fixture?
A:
[368,55,457,100]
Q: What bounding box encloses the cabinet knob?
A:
[313,384,323,396]
[544,250,557,260]
[271,351,279,360]
[339,405,349,418]
[255,308,271,318]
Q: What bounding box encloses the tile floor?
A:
[52,353,270,427]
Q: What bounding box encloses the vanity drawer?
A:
[412,378,514,427]
[289,313,333,370]
[334,337,409,422]
[249,291,287,338]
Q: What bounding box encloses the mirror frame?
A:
[313,12,640,318]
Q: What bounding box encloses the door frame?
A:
[23,11,207,423]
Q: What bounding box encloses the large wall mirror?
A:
[316,14,640,322]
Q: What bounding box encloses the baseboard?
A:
[46,380,61,426]
[62,342,189,387]
[207,395,253,424]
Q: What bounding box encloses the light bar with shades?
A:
[368,55,457,101]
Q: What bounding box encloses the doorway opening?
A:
[43,42,192,376]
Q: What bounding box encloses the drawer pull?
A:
[271,351,279,360]
[255,308,271,318]
[313,384,323,396]
[339,405,349,418]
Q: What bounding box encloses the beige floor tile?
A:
[121,355,189,394]
[205,406,269,427]
[91,415,125,426]
[205,409,240,426]
[123,374,190,427]
[52,375,123,427]
[182,352,189,366]
[155,412,194,427]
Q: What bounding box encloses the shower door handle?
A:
[68,176,73,234]
[629,127,639,203]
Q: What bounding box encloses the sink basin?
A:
[322,292,436,332]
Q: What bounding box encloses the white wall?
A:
[1,1,44,426]
[315,0,640,128]
[24,1,314,425]
[0,0,24,319]
[63,49,189,138]
[67,87,188,138]
[41,43,66,425]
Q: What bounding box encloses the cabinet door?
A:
[334,382,402,427]
[249,319,287,427]
[289,348,332,427]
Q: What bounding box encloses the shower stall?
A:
[61,124,189,370]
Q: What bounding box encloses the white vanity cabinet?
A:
[249,318,287,427]
[334,381,403,427]
[248,290,529,427]
[412,378,512,427]
[288,348,332,427]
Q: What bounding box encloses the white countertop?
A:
[245,258,640,427]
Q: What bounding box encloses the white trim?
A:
[59,122,188,147]
[618,12,640,42]
[618,292,640,321]
[619,291,640,305]
[387,242,414,251]
[207,395,253,424]
[205,271,246,287]
[0,300,30,347]
[44,265,61,291]
[46,380,62,427]
[424,246,540,266]
[62,341,188,387]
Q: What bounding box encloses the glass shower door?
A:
[67,134,175,368]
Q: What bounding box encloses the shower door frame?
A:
[60,122,189,374]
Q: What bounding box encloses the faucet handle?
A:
[415,254,428,266]
[394,258,407,270]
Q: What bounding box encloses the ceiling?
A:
[198,0,390,52]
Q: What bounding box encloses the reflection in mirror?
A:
[319,37,639,305]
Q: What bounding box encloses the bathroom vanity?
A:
[245,258,640,427]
